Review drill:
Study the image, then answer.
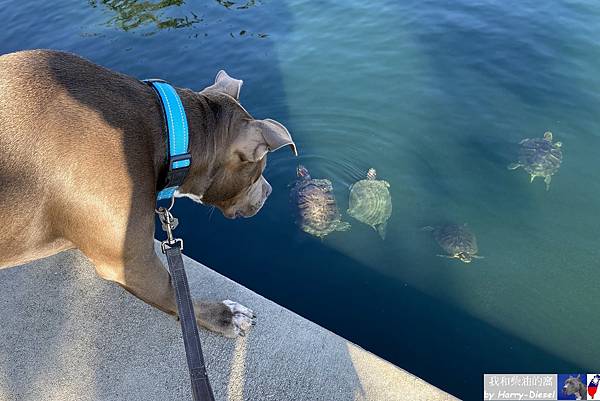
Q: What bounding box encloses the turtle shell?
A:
[432,224,478,257]
[347,179,392,238]
[518,138,562,177]
[291,177,350,238]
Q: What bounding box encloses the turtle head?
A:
[367,168,377,180]
[543,131,553,141]
[297,165,311,180]
[456,252,472,263]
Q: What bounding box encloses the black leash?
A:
[157,204,216,401]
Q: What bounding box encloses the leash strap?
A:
[143,79,192,200]
[146,76,213,401]
[165,244,215,401]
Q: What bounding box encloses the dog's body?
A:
[0,50,296,336]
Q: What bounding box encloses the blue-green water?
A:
[3,0,600,399]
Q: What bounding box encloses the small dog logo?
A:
[559,374,587,400]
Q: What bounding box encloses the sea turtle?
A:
[347,168,392,239]
[290,165,350,238]
[422,223,483,263]
[508,131,563,190]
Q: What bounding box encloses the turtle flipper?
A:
[507,163,521,170]
[544,175,552,190]
[375,222,387,240]
[530,174,536,183]
[436,254,455,259]
[421,226,435,232]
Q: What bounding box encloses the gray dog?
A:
[0,50,297,337]
[563,375,587,400]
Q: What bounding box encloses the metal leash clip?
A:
[157,196,183,254]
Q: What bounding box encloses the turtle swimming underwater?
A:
[347,168,392,239]
[423,223,483,263]
[508,131,563,190]
[291,165,350,239]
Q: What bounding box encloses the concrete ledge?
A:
[0,242,458,401]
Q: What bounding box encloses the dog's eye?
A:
[237,152,250,163]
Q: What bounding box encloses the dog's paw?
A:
[223,300,256,337]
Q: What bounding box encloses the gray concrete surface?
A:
[0,242,459,401]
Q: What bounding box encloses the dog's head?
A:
[563,375,583,396]
[176,70,297,219]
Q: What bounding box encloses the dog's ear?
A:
[201,70,243,100]
[239,118,298,162]
[259,119,298,157]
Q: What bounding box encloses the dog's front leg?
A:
[93,252,255,337]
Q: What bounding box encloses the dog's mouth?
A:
[216,177,271,220]
[223,209,254,219]
[220,209,242,219]
[221,200,265,219]
[232,210,253,219]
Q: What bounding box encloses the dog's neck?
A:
[149,87,218,201]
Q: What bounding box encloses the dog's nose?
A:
[263,182,272,198]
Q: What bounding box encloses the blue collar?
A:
[143,79,192,201]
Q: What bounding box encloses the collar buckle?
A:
[164,152,192,189]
